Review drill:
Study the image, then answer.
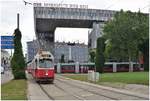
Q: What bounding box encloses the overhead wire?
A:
[60,0,64,4]
[140,5,149,10]
[105,0,120,10]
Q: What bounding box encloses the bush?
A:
[89,50,96,62]
[60,54,65,63]
[95,37,105,73]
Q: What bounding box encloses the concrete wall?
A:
[34,7,114,21]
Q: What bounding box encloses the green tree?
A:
[11,29,26,79]
[103,10,148,71]
[138,39,149,71]
[60,54,65,63]
[136,11,149,71]
[104,40,115,61]
[95,37,105,73]
[89,49,96,62]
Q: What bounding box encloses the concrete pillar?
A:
[113,63,117,72]
[75,62,79,73]
[57,63,61,73]
[92,22,101,38]
[129,62,133,72]
[90,22,104,48]
[69,46,72,60]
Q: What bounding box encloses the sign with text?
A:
[1,36,14,49]
[34,3,88,9]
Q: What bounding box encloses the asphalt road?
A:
[27,73,149,100]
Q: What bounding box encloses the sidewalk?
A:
[98,82,149,95]
[26,72,50,100]
[1,70,14,84]
[123,84,149,95]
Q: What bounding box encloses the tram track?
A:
[53,82,85,100]
[29,73,83,100]
[55,78,118,100]
[39,83,55,100]
[39,80,114,100]
[39,82,85,100]
[56,76,149,100]
[28,72,148,100]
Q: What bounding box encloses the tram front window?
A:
[39,59,54,68]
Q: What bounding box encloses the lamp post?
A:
[17,13,19,29]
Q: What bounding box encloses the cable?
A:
[60,0,64,4]
[61,1,63,4]
[105,0,120,10]
[140,5,149,10]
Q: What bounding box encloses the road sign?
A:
[1,41,14,44]
[1,36,14,49]
[1,45,14,49]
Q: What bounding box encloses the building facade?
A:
[27,40,88,63]
[54,42,88,63]
[1,49,10,69]
[27,40,39,62]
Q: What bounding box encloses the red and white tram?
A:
[28,50,55,83]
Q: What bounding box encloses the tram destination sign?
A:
[34,3,88,9]
[1,36,14,49]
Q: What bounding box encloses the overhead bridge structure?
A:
[34,3,115,53]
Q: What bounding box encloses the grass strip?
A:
[62,72,149,85]
[1,79,27,100]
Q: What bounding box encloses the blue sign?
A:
[1,36,14,49]
[1,36,14,41]
[1,45,14,49]
[1,41,14,44]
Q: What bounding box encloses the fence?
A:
[54,62,142,73]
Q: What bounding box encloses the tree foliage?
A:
[103,10,149,65]
[95,37,105,73]
[11,29,26,79]
[89,49,96,62]
[138,39,149,71]
[60,54,65,63]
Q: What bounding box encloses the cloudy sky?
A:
[0,0,149,54]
